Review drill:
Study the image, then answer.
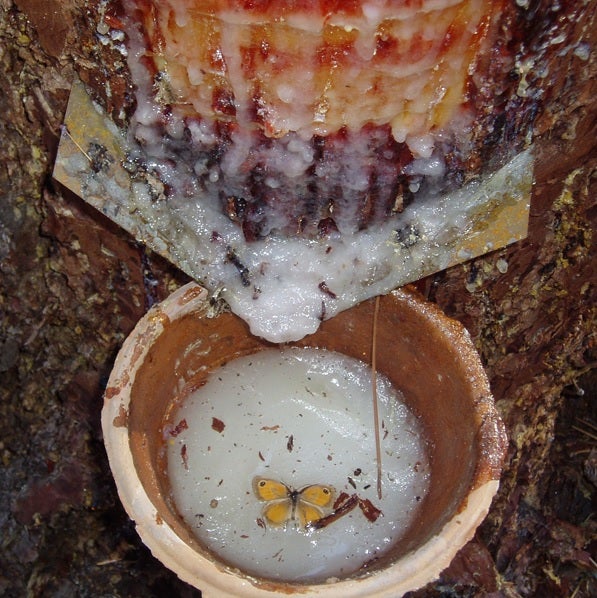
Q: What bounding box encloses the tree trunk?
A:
[0,1,595,596]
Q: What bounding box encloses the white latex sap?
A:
[166,347,430,583]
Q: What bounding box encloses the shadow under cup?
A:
[103,283,507,596]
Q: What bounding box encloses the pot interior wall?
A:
[127,290,481,575]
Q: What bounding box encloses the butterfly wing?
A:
[300,484,334,508]
[253,478,294,526]
[295,500,325,527]
[296,484,335,527]
[253,478,290,501]
[262,499,294,526]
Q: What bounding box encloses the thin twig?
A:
[372,295,382,500]
[571,424,597,442]
[576,418,597,433]
[60,124,92,162]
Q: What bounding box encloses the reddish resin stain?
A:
[200,0,393,18]
[112,403,128,428]
[212,87,237,116]
[169,418,189,437]
[316,37,354,67]
[374,32,399,60]
[178,285,207,306]
[105,374,129,401]
[104,385,120,400]
[358,497,383,522]
[211,417,226,433]
[181,444,189,470]
[240,40,272,79]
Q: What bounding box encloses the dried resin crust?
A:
[108,0,537,240]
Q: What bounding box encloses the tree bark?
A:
[0,1,595,596]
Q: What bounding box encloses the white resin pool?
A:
[164,347,430,583]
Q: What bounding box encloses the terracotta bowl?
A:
[102,282,507,597]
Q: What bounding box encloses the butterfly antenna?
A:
[372,295,383,500]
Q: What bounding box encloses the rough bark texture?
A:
[0,1,595,597]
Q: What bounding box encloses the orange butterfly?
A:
[253,477,335,528]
